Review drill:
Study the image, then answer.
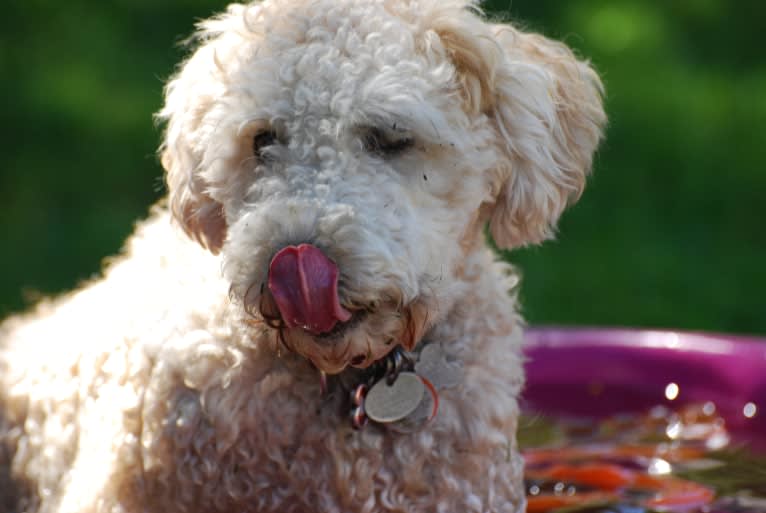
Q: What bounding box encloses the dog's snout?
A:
[267,244,351,335]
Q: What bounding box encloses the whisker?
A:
[259,292,285,329]
[277,328,294,355]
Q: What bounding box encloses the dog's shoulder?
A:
[1,207,230,378]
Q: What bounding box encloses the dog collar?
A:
[321,342,462,432]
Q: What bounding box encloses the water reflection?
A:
[664,382,680,401]
[520,402,765,512]
[647,457,671,476]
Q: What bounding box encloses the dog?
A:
[0,0,605,511]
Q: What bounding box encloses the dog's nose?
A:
[268,244,352,335]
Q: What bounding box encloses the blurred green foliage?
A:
[1,1,764,335]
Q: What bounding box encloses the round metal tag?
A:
[388,376,439,434]
[364,372,424,423]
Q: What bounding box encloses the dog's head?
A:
[158,0,605,373]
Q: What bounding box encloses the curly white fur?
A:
[0,0,605,511]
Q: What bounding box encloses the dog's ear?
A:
[432,9,606,248]
[158,55,227,255]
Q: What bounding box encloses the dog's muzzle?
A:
[267,243,352,335]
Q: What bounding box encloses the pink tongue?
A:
[268,244,352,334]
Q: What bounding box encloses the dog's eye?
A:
[253,130,278,161]
[361,127,414,157]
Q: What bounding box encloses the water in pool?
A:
[519,402,766,512]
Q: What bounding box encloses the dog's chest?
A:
[137,350,516,512]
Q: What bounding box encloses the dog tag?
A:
[388,376,439,433]
[414,343,461,390]
[364,372,424,423]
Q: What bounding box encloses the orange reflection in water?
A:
[521,403,733,513]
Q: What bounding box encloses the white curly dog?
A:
[0,0,604,511]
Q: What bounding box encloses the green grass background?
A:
[1,1,764,336]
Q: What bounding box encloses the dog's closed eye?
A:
[253,130,279,162]
[360,126,414,157]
